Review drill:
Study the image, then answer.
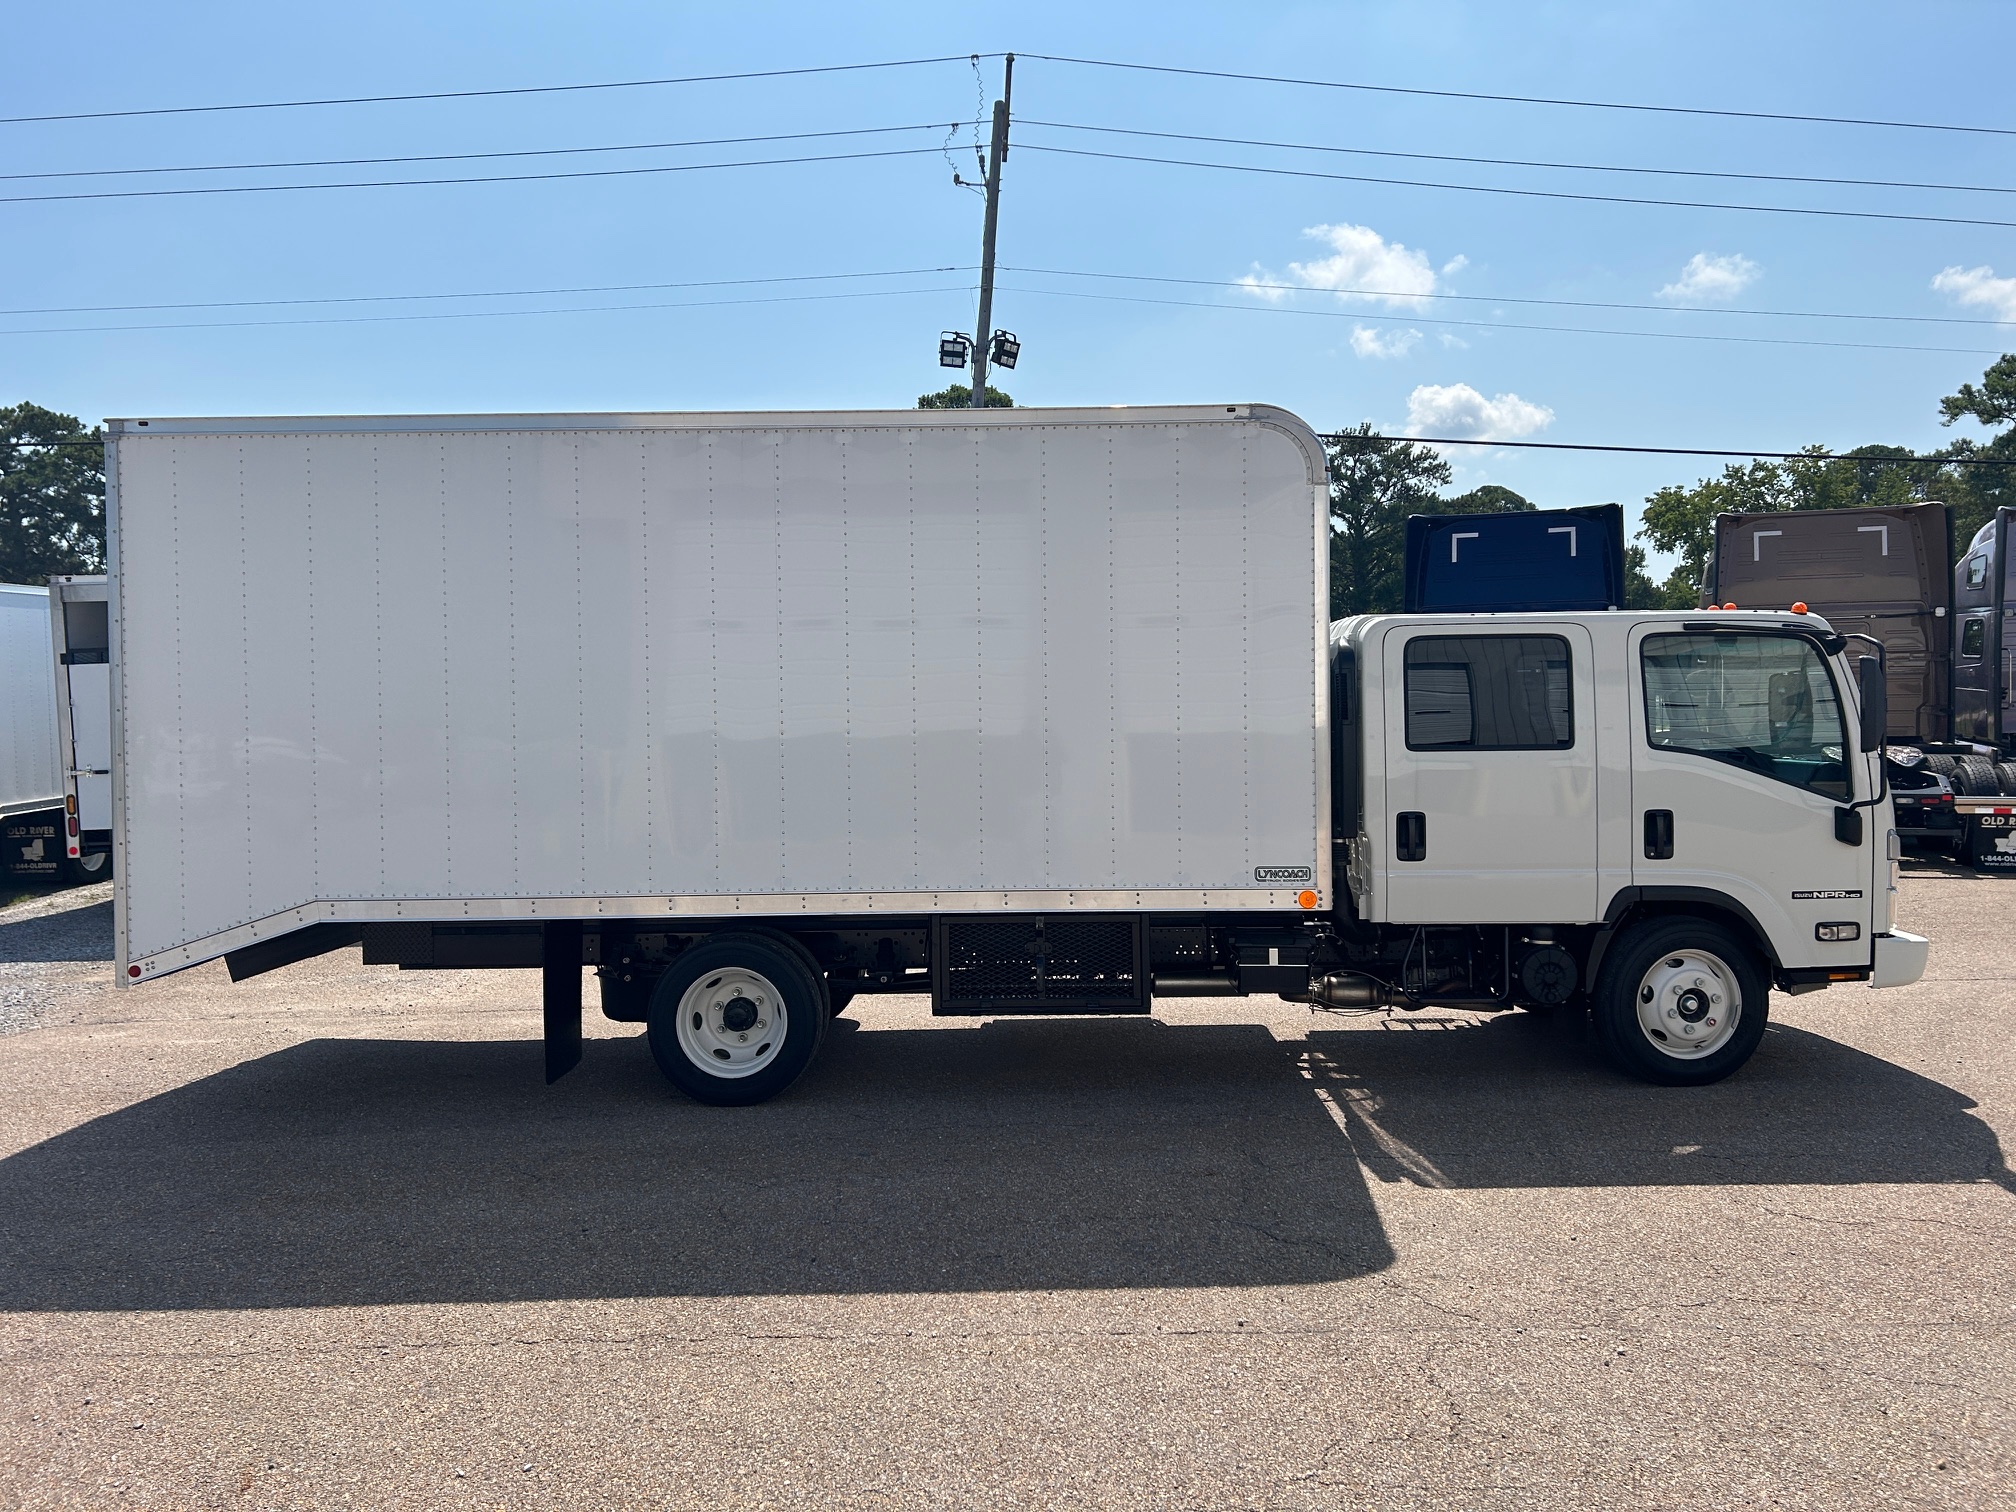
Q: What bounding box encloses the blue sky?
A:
[4,0,2013,568]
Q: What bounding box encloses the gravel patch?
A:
[0,882,114,1036]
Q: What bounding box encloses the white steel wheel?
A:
[674,967,789,1079]
[1593,917,1769,1086]
[1633,950,1742,1060]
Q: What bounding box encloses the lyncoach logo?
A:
[1255,866,1315,884]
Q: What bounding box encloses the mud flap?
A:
[543,921,583,1084]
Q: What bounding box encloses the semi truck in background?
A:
[104,406,1926,1106]
[1,583,66,882]
[1403,503,1626,613]
[1703,502,2016,868]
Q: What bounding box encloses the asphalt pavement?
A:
[1,868,2010,1510]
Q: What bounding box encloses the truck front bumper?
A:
[1869,930,1930,990]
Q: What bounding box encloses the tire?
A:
[1997,762,2016,797]
[1922,754,1958,779]
[60,849,111,886]
[1591,918,1769,1087]
[1953,755,2000,796]
[646,932,829,1106]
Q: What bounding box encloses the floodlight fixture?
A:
[939,332,973,369]
[989,330,1020,370]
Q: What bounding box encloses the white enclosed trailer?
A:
[1,582,66,881]
[107,406,1927,1103]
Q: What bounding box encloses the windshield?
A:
[1642,632,1851,801]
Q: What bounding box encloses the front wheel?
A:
[1592,919,1769,1086]
[646,933,828,1106]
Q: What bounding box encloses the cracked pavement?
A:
[1,868,2011,1509]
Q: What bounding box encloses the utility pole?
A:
[968,53,1013,408]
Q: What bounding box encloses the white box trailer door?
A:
[110,407,1331,978]
[0,584,62,822]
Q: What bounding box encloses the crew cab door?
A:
[1382,624,1600,923]
[1628,625,1877,970]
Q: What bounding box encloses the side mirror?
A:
[1857,655,1887,752]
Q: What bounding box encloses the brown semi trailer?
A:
[1702,502,1953,744]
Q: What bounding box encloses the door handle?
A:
[1643,809,1674,860]
[1396,811,1427,863]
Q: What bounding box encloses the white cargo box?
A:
[108,406,1330,980]
[1,583,63,822]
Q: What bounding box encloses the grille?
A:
[933,916,1147,1014]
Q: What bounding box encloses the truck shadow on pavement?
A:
[1301,1011,2015,1191]
[0,1017,1396,1312]
[1,1008,2006,1313]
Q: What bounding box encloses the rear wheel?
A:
[1922,753,1958,779]
[60,849,111,886]
[1592,918,1769,1086]
[1953,755,2001,796]
[1996,762,2016,796]
[647,932,828,1105]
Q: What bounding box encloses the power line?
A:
[1022,120,2016,198]
[1002,266,2016,330]
[0,55,1000,127]
[1017,143,2016,231]
[0,262,1992,332]
[0,267,970,318]
[1022,53,2016,140]
[1320,433,2016,466]
[0,146,946,205]
[995,283,2007,356]
[0,123,959,183]
[0,282,975,337]
[11,432,2015,466]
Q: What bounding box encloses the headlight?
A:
[1816,922,1861,942]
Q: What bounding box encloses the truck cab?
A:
[1324,607,1926,1084]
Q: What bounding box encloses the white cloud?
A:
[1242,222,1450,308]
[1656,252,1760,303]
[1349,325,1422,359]
[1441,254,1469,277]
[1404,383,1555,441]
[1932,264,2016,322]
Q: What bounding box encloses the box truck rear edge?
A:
[106,406,1928,1105]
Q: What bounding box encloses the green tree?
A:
[1,402,104,584]
[917,383,1012,409]
[1937,353,2016,544]
[1624,544,1698,609]
[1434,483,1534,514]
[1326,423,1452,616]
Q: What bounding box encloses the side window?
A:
[1641,633,1849,800]
[1961,617,1987,658]
[1966,553,1989,589]
[1404,635,1573,751]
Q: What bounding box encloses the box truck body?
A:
[1,582,64,831]
[108,406,1330,980]
[1402,503,1626,613]
[1703,504,1952,744]
[107,406,1927,1103]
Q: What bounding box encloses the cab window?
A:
[1641,633,1849,800]
[1961,617,1987,658]
[1405,635,1573,751]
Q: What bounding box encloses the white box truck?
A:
[1,582,67,882]
[105,406,1928,1103]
